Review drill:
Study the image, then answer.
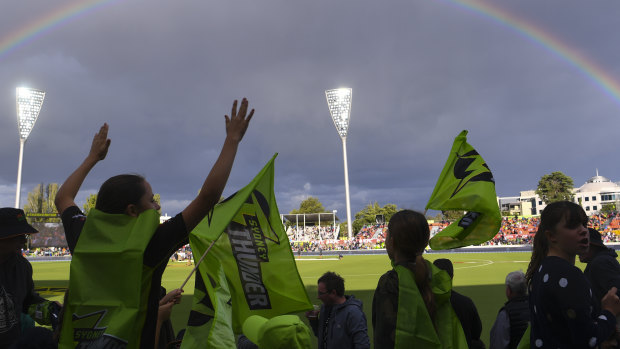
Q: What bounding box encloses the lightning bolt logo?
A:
[450,150,495,198]
[71,309,109,343]
[248,190,281,245]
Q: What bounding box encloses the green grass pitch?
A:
[31,252,591,347]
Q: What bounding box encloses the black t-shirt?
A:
[61,206,188,349]
[0,253,46,347]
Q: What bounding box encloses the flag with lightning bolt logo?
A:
[425,130,501,249]
[181,154,312,348]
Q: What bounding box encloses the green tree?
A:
[352,202,398,235]
[82,194,98,215]
[290,196,325,214]
[600,203,616,215]
[441,210,465,221]
[154,194,161,214]
[23,183,60,223]
[81,193,162,215]
[535,171,574,204]
[426,212,443,222]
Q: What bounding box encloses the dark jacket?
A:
[451,290,484,348]
[0,254,46,347]
[309,295,370,349]
[584,248,620,306]
[502,296,529,349]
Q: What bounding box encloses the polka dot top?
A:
[530,256,616,348]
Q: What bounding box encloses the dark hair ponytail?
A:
[525,201,587,285]
[388,210,436,322]
[95,174,146,214]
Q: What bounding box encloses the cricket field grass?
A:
[31,252,592,347]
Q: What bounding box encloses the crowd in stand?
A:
[23,212,620,256]
[23,247,71,257]
[28,223,66,248]
[291,239,382,253]
[287,212,620,252]
[286,225,338,241]
[356,223,386,239]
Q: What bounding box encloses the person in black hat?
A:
[579,228,620,306]
[0,207,53,347]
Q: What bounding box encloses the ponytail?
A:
[525,226,549,285]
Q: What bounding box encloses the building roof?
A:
[281,212,339,224]
[576,173,620,193]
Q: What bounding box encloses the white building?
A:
[498,171,620,216]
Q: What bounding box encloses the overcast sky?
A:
[1,0,619,220]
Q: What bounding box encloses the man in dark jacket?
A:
[305,271,370,349]
[433,258,485,349]
[579,228,620,304]
[489,271,529,349]
[0,208,56,348]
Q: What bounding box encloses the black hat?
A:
[0,208,38,240]
[588,228,606,249]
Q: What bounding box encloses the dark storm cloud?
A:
[1,0,619,217]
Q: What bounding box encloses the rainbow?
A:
[0,0,120,60]
[444,0,620,107]
[2,0,620,108]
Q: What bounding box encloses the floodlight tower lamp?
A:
[325,87,353,239]
[15,87,45,208]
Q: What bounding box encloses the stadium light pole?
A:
[325,88,353,239]
[15,87,45,208]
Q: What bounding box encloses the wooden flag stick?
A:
[179,237,219,290]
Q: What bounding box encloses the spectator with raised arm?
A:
[55,99,253,348]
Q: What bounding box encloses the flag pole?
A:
[180,236,219,290]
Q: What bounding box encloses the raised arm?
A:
[181,98,253,232]
[55,123,111,215]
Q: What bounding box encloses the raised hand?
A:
[225,98,254,142]
[88,123,111,161]
[56,123,111,214]
[602,287,620,316]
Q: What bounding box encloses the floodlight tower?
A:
[15,87,45,208]
[325,88,353,239]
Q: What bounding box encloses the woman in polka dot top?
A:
[525,201,620,348]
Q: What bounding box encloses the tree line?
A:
[20,170,614,232]
[21,183,161,223]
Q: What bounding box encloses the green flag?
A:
[181,154,313,348]
[426,130,501,250]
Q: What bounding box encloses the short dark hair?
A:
[433,258,454,279]
[318,271,345,297]
[95,174,146,214]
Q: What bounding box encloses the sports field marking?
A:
[452,259,494,269]
[454,260,528,264]
[294,258,341,261]
[34,287,67,297]
[300,273,384,279]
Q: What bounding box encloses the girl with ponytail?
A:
[526,201,620,348]
[372,210,467,349]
